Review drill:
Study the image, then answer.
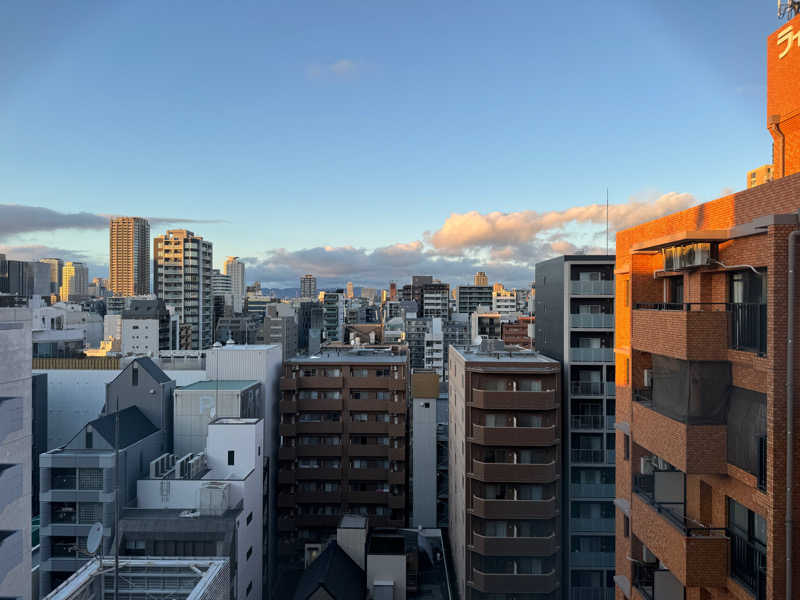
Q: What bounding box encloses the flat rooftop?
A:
[453,345,558,364]
[178,379,259,391]
[211,417,262,425]
[288,349,407,364]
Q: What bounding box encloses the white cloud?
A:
[306,58,361,79]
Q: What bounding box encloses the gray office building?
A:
[456,286,493,315]
[535,254,616,599]
[0,307,33,600]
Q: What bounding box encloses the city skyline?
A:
[0,3,781,287]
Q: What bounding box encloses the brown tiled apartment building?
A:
[448,341,562,600]
[277,347,409,565]
[612,13,800,600]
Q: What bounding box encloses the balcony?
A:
[570,483,615,499]
[296,491,343,503]
[471,459,559,483]
[280,378,297,391]
[298,397,343,411]
[388,423,405,437]
[471,496,558,519]
[347,398,389,412]
[632,304,729,361]
[295,445,343,457]
[388,446,406,461]
[471,532,559,556]
[347,422,388,435]
[630,493,728,588]
[349,376,404,390]
[729,530,767,600]
[606,382,616,396]
[569,314,614,329]
[571,587,615,600]
[345,490,388,504]
[348,467,389,481]
[278,471,295,484]
[470,389,558,411]
[570,552,615,568]
[632,563,686,600]
[296,421,343,435]
[296,376,343,389]
[278,447,296,460]
[471,424,558,446]
[570,449,615,464]
[729,303,767,356]
[296,514,341,528]
[388,470,406,485]
[279,400,297,414]
[279,423,296,437]
[570,280,614,296]
[569,348,614,363]
[388,494,405,509]
[295,468,342,480]
[470,568,558,595]
[632,390,727,474]
[571,517,615,533]
[571,415,605,430]
[347,444,389,457]
[277,493,296,508]
[570,381,604,396]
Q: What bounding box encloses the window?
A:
[624,435,630,461]
[85,429,93,449]
[624,279,630,307]
[246,512,253,525]
[247,546,253,560]
[727,497,767,598]
[132,366,139,386]
[228,451,235,465]
[624,515,630,538]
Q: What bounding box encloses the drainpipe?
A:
[787,218,799,600]
[771,118,786,178]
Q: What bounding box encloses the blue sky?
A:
[0,1,782,287]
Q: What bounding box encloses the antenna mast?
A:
[778,0,800,20]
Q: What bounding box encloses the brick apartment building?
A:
[448,341,562,600]
[613,15,800,600]
[277,347,409,565]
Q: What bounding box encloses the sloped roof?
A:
[133,357,172,384]
[89,406,158,448]
[293,541,365,600]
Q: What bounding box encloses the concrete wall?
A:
[35,368,204,450]
[366,553,406,600]
[411,395,437,528]
[0,308,32,600]
[121,318,159,356]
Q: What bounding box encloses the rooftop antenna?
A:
[778,0,800,19]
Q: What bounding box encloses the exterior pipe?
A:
[771,120,786,178]
[787,221,799,600]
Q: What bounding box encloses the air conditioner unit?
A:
[678,243,712,269]
[174,453,193,480]
[643,369,652,388]
[640,457,654,476]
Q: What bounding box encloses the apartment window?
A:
[132,366,139,386]
[624,516,630,538]
[85,429,93,449]
[228,451,235,466]
[246,512,253,525]
[624,435,630,461]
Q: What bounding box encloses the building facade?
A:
[301,274,317,299]
[109,216,150,296]
[153,229,213,350]
[474,271,489,287]
[40,258,64,296]
[457,285,493,315]
[0,307,32,600]
[60,262,89,302]
[222,256,245,301]
[448,342,562,600]
[277,348,409,565]
[535,255,617,599]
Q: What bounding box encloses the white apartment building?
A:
[492,289,518,314]
[423,317,445,378]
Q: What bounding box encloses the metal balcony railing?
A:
[569,313,614,329]
[634,473,726,537]
[569,348,614,363]
[570,280,614,295]
[570,517,615,533]
[570,381,603,396]
[729,530,767,600]
[571,415,604,430]
[570,483,615,498]
[730,303,767,356]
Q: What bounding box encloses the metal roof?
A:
[178,379,260,391]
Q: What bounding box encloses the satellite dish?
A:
[472,335,483,346]
[87,522,104,555]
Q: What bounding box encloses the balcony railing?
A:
[729,530,766,600]
[571,449,615,464]
[730,303,766,356]
[570,381,603,396]
[606,382,616,396]
[634,474,726,538]
[758,436,767,491]
[570,587,614,600]
[570,517,615,533]
[569,348,614,363]
[571,415,604,430]
[570,483,615,498]
[569,314,614,329]
[570,551,615,568]
[571,280,614,295]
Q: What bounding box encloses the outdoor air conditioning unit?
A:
[149,453,173,478]
[642,547,658,564]
[679,243,712,269]
[174,453,193,480]
[643,369,652,388]
[189,454,207,479]
[640,457,654,476]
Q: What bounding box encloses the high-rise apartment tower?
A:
[109,216,150,296]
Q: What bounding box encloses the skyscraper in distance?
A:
[474,271,488,286]
[60,261,88,301]
[300,274,317,298]
[109,216,150,296]
[346,281,354,298]
[223,256,245,300]
[39,258,63,296]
